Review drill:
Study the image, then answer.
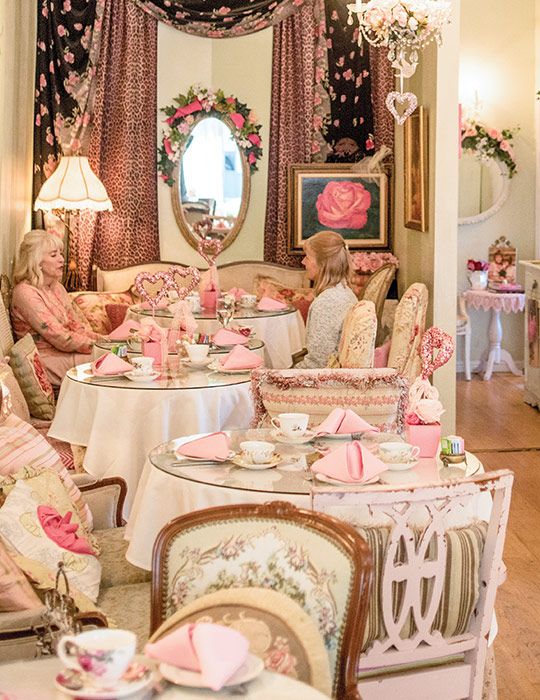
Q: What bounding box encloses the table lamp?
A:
[34,156,113,290]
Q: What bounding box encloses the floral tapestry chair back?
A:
[328,300,377,369]
[360,264,397,346]
[311,470,513,700]
[151,501,373,700]
[387,282,428,383]
[251,368,409,434]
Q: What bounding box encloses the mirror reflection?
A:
[176,117,246,245]
[458,152,505,220]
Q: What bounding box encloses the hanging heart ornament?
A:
[420,327,454,379]
[197,237,223,266]
[385,91,418,125]
[193,217,213,240]
[134,270,172,310]
[167,265,201,300]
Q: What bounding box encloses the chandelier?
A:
[347,0,451,124]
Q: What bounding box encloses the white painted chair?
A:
[457,293,472,380]
[311,470,513,699]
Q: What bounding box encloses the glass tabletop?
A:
[131,304,296,320]
[149,429,482,495]
[94,337,264,355]
[67,361,251,390]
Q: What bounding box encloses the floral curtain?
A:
[263,0,329,266]
[77,0,160,288]
[33,0,105,209]
[129,0,313,38]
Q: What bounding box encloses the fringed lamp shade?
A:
[34,156,112,212]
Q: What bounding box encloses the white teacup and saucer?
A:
[270,413,315,444]
[378,441,420,471]
[232,441,281,470]
[126,357,160,382]
[181,343,212,368]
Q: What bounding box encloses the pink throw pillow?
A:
[105,303,129,331]
[374,340,391,368]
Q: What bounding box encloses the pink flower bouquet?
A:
[467,259,489,272]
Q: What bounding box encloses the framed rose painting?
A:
[287,163,390,254]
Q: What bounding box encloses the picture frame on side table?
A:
[404,106,429,232]
[488,236,517,285]
[287,163,389,255]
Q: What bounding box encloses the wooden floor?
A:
[456,373,540,700]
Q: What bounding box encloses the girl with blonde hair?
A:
[11,230,103,386]
[296,230,357,368]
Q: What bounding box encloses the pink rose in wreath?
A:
[316,180,371,229]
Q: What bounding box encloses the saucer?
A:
[313,472,380,486]
[55,667,153,699]
[181,357,212,369]
[125,371,160,382]
[381,459,418,471]
[160,653,263,689]
[270,429,316,445]
[231,453,282,470]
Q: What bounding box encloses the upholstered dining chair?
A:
[360,263,397,346]
[328,300,377,369]
[386,282,428,383]
[150,501,373,700]
[311,470,514,700]
[251,367,409,434]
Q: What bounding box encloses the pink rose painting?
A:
[316,180,372,230]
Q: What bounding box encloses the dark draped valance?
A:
[130,0,312,38]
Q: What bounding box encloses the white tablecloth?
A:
[48,367,254,516]
[0,657,330,700]
[129,307,305,369]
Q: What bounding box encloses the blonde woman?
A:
[11,230,102,385]
[296,230,357,368]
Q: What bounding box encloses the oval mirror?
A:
[172,115,250,250]
[458,151,510,226]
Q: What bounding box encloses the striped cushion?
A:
[359,522,488,651]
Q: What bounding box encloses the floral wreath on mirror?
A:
[460,120,518,179]
[158,85,263,187]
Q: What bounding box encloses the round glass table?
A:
[93,337,265,361]
[125,429,483,570]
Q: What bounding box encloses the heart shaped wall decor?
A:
[385,91,418,126]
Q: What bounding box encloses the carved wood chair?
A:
[311,470,513,699]
[150,501,373,700]
[360,264,397,346]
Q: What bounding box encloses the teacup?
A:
[240,294,257,308]
[57,629,136,689]
[239,440,275,464]
[131,356,155,376]
[378,441,420,464]
[185,343,210,363]
[186,293,201,313]
[271,413,310,439]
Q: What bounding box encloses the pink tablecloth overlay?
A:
[463,289,525,314]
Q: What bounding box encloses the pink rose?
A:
[248,153,257,165]
[163,138,174,157]
[230,112,245,130]
[366,137,375,150]
[316,180,371,230]
[488,128,502,140]
[248,133,261,146]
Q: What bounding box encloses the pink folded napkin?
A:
[138,299,169,310]
[227,287,248,300]
[108,319,141,340]
[257,296,288,311]
[220,344,263,370]
[37,506,95,556]
[176,432,231,460]
[145,623,249,691]
[311,441,388,483]
[91,352,132,376]
[212,328,249,346]
[315,408,378,435]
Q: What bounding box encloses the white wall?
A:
[157,24,272,266]
[458,0,536,370]
[0,0,36,276]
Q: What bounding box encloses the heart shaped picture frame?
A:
[197,237,223,266]
[385,91,418,126]
[168,265,201,300]
[134,271,172,311]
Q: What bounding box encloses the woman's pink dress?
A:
[11,281,101,385]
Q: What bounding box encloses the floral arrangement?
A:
[350,251,400,273]
[158,85,263,187]
[467,259,489,272]
[461,120,517,179]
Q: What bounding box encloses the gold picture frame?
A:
[404,106,429,232]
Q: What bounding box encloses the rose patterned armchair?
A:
[150,501,373,700]
[311,470,513,699]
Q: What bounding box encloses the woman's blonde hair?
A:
[304,230,353,295]
[13,230,63,288]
